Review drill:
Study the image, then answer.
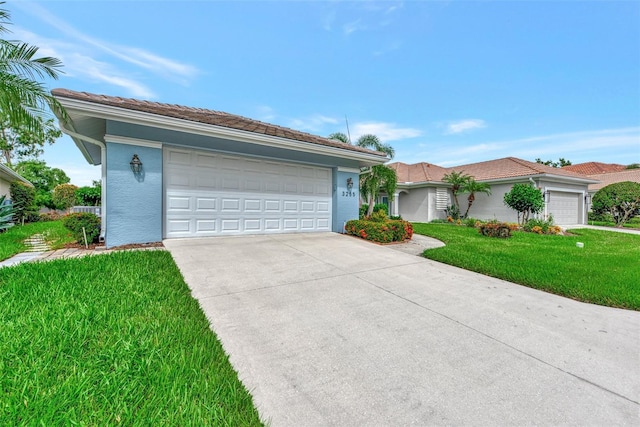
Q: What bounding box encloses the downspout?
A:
[58,123,107,242]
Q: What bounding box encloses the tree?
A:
[76,180,101,206]
[0,3,66,158]
[442,170,470,211]
[355,134,395,158]
[52,183,78,212]
[360,165,397,217]
[461,179,492,219]
[535,158,572,168]
[503,183,544,225]
[9,179,35,222]
[626,163,639,170]
[591,181,640,227]
[13,159,69,208]
[0,117,62,166]
[328,132,350,144]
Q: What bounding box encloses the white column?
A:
[392,192,400,216]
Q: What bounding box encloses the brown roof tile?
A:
[587,169,640,191]
[562,162,627,175]
[391,157,592,184]
[52,89,387,158]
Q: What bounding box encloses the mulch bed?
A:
[63,241,165,251]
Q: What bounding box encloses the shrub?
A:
[76,184,101,206]
[504,184,544,225]
[521,217,562,235]
[53,183,79,212]
[464,217,480,228]
[390,215,403,220]
[9,181,36,223]
[588,211,612,222]
[372,203,388,215]
[39,211,64,222]
[478,222,512,238]
[444,205,460,221]
[591,181,640,227]
[359,204,368,219]
[345,218,413,243]
[62,212,101,245]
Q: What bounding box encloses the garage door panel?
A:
[164,147,332,238]
[548,191,579,225]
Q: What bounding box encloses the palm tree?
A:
[360,164,397,217]
[0,5,66,140]
[461,178,491,219]
[442,170,470,210]
[355,134,395,159]
[328,132,350,144]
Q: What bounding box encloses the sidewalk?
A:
[565,224,640,235]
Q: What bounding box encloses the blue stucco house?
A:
[53,89,387,248]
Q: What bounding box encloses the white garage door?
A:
[547,191,579,225]
[164,147,332,238]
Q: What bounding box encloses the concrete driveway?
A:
[164,233,639,426]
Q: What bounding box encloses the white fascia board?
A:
[0,163,32,186]
[104,134,163,149]
[57,97,388,166]
[337,167,361,173]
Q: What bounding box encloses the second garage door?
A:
[164,147,332,238]
[547,191,580,225]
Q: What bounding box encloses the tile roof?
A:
[562,162,627,175]
[390,157,593,184]
[52,89,387,158]
[587,169,640,191]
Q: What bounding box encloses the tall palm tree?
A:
[461,178,491,219]
[360,164,397,217]
[0,5,66,140]
[355,134,395,159]
[442,170,470,210]
[328,132,350,144]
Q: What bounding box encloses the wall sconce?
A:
[585,193,591,205]
[130,154,143,174]
[346,177,354,190]
[544,190,551,203]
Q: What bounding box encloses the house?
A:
[0,163,32,200]
[52,89,387,248]
[562,162,627,175]
[387,157,599,225]
[586,169,640,199]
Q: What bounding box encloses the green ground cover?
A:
[0,221,75,261]
[413,223,640,310]
[0,251,262,425]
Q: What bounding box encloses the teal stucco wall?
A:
[333,169,360,232]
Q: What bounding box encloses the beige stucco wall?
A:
[461,182,519,223]
[0,177,9,199]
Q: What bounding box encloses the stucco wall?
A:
[0,178,9,199]
[397,187,431,222]
[461,183,518,223]
[105,142,162,247]
[333,170,359,232]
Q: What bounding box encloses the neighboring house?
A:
[0,163,32,200]
[562,162,627,175]
[586,168,640,199]
[387,157,599,226]
[52,89,387,248]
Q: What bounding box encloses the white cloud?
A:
[444,119,487,135]
[401,127,640,167]
[343,19,365,35]
[289,114,340,133]
[351,122,422,142]
[13,2,199,97]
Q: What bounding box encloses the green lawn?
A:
[587,216,640,229]
[0,220,76,261]
[0,251,262,426]
[413,223,640,310]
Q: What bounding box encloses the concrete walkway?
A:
[566,224,640,235]
[164,233,640,426]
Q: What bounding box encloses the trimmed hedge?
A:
[345,219,413,243]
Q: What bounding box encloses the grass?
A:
[0,221,76,261]
[587,216,640,229]
[0,251,262,426]
[413,223,640,310]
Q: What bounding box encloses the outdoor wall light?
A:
[585,194,591,205]
[544,190,551,203]
[130,154,143,174]
[346,177,354,190]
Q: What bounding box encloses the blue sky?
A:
[9,0,640,186]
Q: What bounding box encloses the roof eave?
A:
[54,96,388,167]
[0,163,33,186]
